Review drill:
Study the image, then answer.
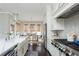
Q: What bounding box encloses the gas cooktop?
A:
[54,39,79,51]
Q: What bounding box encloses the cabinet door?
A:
[17,38,28,56]
[16,22,21,32]
[24,24,29,32]
[10,24,15,32]
[30,24,35,32]
[49,44,60,56]
[52,18,64,30]
[9,14,15,33]
[37,24,41,32]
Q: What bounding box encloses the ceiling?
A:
[0,3,48,21]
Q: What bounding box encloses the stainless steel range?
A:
[52,39,79,56]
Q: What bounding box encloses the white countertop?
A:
[0,36,28,55]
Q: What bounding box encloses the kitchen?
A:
[0,3,79,56]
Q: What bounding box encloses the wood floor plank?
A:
[25,43,51,56]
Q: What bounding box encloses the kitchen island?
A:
[0,36,29,56]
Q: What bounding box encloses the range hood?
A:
[57,4,79,18]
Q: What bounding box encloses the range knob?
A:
[68,52,72,56]
[62,48,66,52]
[56,44,59,48]
[58,47,63,52]
[64,49,72,56]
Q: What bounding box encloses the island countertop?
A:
[0,36,28,55]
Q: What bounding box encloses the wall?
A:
[19,14,44,22]
[60,13,79,38]
[0,13,15,40]
[0,13,10,39]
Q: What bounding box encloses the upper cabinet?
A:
[24,24,29,32]
[51,18,64,31]
[46,5,64,31]
[14,21,43,33]
[9,15,15,33]
[15,20,24,32]
[53,3,78,18]
[37,24,41,32]
[10,24,15,33]
[30,24,35,32]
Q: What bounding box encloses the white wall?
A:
[60,14,79,38]
[0,13,10,39]
[0,13,15,40]
[19,14,44,22]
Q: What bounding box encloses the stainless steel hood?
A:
[58,4,79,18]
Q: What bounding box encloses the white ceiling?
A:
[0,3,48,21]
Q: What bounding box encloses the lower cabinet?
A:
[50,45,66,56]
[1,37,28,56]
[51,45,60,56]
[47,43,60,56]
[17,38,28,56]
[60,52,66,56]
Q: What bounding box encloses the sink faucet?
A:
[5,32,12,40]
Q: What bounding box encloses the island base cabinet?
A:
[17,38,28,56]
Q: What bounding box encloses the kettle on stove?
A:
[67,33,77,42]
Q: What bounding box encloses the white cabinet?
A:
[51,18,64,30]
[9,15,15,33]
[49,44,60,56]
[17,37,28,56]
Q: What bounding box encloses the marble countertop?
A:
[0,36,28,55]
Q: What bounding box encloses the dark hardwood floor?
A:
[25,43,51,56]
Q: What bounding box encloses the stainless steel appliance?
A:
[52,40,79,56]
